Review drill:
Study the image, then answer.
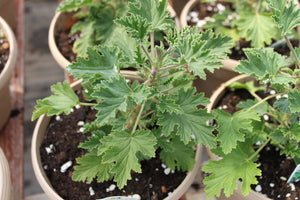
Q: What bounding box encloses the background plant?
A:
[33,0,234,190]
[203,0,300,198]
[56,0,128,57]
[201,0,297,48]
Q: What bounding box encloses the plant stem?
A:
[79,102,97,107]
[150,32,155,58]
[131,102,145,133]
[243,137,271,164]
[248,93,283,111]
[159,64,183,71]
[141,45,153,64]
[284,35,300,69]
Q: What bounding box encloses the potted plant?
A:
[0,147,11,200]
[31,0,234,199]
[48,0,179,71]
[0,16,17,130]
[202,0,300,199]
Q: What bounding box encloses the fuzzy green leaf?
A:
[92,76,151,126]
[98,130,157,188]
[203,142,261,198]
[235,48,293,85]
[67,46,120,83]
[156,95,183,114]
[32,81,79,121]
[71,20,95,57]
[267,0,300,36]
[213,109,260,154]
[229,81,266,93]
[237,99,269,116]
[72,152,113,183]
[157,88,215,147]
[274,97,291,114]
[237,12,278,47]
[288,90,300,113]
[158,135,195,171]
[56,0,93,12]
[78,130,106,152]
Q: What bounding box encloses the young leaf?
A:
[237,99,269,116]
[98,130,157,188]
[71,20,95,57]
[72,152,113,183]
[213,109,261,154]
[78,130,106,152]
[203,142,261,198]
[229,81,266,93]
[158,135,195,171]
[32,81,79,121]
[235,48,293,85]
[56,0,93,12]
[237,12,278,47]
[92,76,151,126]
[67,46,120,83]
[267,0,300,36]
[157,88,215,147]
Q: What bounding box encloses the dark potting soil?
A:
[0,35,9,74]
[40,90,187,200]
[55,29,79,63]
[215,88,300,200]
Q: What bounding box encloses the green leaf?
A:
[56,0,93,12]
[229,81,266,93]
[157,88,215,147]
[71,20,95,57]
[237,12,278,47]
[32,81,79,121]
[78,130,106,151]
[267,0,300,36]
[288,90,300,113]
[67,46,120,83]
[235,48,293,85]
[72,152,113,183]
[92,76,151,126]
[274,97,291,114]
[156,95,183,113]
[158,135,195,171]
[98,130,157,188]
[203,142,261,198]
[213,109,260,154]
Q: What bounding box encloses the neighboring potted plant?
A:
[0,16,17,130]
[202,0,300,199]
[48,0,179,70]
[31,0,234,199]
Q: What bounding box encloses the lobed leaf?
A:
[32,81,79,121]
[56,0,93,12]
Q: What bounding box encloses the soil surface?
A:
[39,90,187,200]
[55,29,78,63]
[215,88,300,200]
[0,35,9,74]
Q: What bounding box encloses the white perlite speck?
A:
[149,184,153,188]
[255,185,262,192]
[78,127,85,133]
[164,168,171,175]
[75,104,81,109]
[60,161,72,173]
[269,183,275,187]
[263,115,269,121]
[70,108,74,113]
[45,144,54,154]
[89,187,95,196]
[106,184,116,192]
[55,115,62,121]
[161,163,167,169]
[270,90,276,95]
[77,121,85,126]
[286,193,291,197]
[280,176,287,181]
[289,183,296,191]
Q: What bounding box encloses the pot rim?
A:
[0,147,11,200]
[31,79,203,200]
[0,16,17,89]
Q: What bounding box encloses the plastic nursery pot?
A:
[0,16,17,131]
[31,75,203,200]
[0,147,11,200]
[0,0,17,29]
[205,74,270,200]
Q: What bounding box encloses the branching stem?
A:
[284,35,300,69]
[159,64,183,71]
[141,45,153,64]
[248,93,283,111]
[243,137,271,164]
[132,102,146,133]
[79,102,97,107]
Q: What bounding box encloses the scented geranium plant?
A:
[201,0,295,48]
[56,0,128,57]
[203,0,300,198]
[32,0,233,190]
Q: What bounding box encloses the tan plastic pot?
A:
[0,147,11,200]
[31,75,203,200]
[0,17,17,130]
[0,0,17,29]
[205,74,270,200]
